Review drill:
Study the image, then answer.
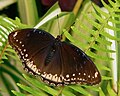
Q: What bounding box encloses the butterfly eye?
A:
[8,28,101,86]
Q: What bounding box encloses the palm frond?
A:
[0,17,28,95]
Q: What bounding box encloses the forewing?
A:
[8,28,55,75]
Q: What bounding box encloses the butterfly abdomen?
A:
[45,48,56,65]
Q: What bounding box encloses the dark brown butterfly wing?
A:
[60,42,101,85]
[8,28,55,75]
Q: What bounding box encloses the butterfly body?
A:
[8,28,101,86]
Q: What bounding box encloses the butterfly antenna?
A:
[57,15,61,36]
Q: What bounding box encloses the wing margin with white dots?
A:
[61,42,101,85]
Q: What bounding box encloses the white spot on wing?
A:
[88,75,90,78]
[25,60,40,75]
[46,74,52,80]
[41,73,62,83]
[20,41,22,44]
[95,72,98,78]
[66,74,69,78]
[41,73,46,78]
[80,78,82,80]
[22,44,24,47]
[25,54,28,57]
[35,69,40,75]
[23,49,26,52]
[71,78,74,80]
[16,40,18,42]
[20,51,24,55]
[71,82,75,84]
[51,74,59,82]
[83,78,85,81]
[26,61,33,68]
[13,32,18,37]
[73,74,75,76]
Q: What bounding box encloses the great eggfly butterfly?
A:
[8,28,101,86]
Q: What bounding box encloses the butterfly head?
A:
[56,35,62,41]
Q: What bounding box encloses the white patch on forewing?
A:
[13,32,18,37]
[95,72,98,78]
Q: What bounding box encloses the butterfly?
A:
[8,28,101,86]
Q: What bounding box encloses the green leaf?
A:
[86,50,113,61]
[23,74,58,96]
[99,87,105,96]
[96,37,112,46]
[62,87,76,96]
[107,82,117,96]
[69,85,92,96]
[102,76,112,80]
[18,0,39,26]
[35,2,62,28]
[101,0,113,12]
[92,44,115,53]
[101,31,120,41]
[63,29,86,49]
[17,83,46,96]
[12,90,26,96]
[91,12,105,23]
[82,12,101,29]
[97,63,111,71]
[71,26,91,41]
[82,85,99,92]
[92,3,109,18]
